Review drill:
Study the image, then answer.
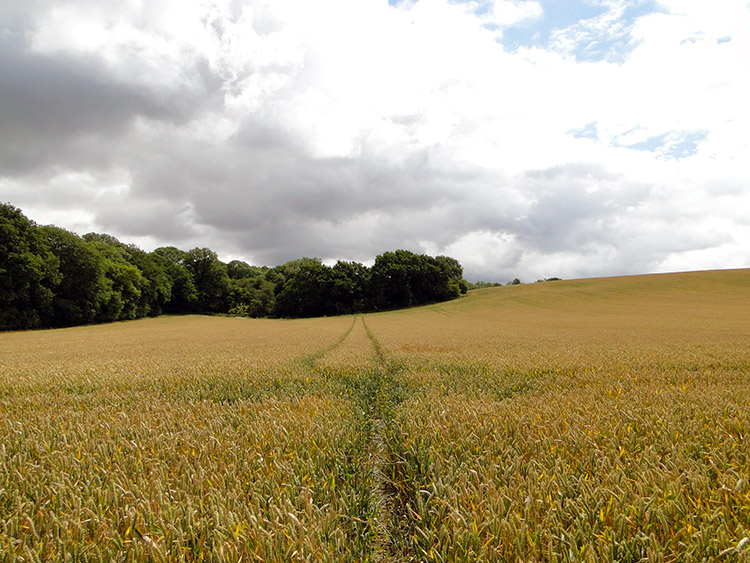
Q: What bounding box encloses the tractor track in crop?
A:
[362,317,416,562]
[298,316,357,370]
[298,315,418,560]
[362,317,394,561]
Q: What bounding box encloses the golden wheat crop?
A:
[1,269,749,561]
[365,270,750,561]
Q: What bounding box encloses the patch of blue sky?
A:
[391,0,662,62]
[625,130,709,159]
[501,2,605,51]
[568,121,599,141]
[557,1,663,63]
[500,1,662,61]
[626,132,667,152]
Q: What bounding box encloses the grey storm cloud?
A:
[0,40,221,172]
[515,164,651,251]
[1,0,748,281]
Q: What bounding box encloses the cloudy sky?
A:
[1,0,749,282]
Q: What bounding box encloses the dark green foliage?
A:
[154,246,198,313]
[330,260,370,315]
[226,259,265,280]
[270,251,464,318]
[370,250,465,311]
[1,204,468,329]
[0,204,60,330]
[371,250,420,309]
[41,225,106,326]
[120,245,172,317]
[81,233,178,321]
[469,281,504,289]
[83,235,146,322]
[274,258,332,318]
[183,248,230,314]
[153,245,188,265]
[227,276,275,317]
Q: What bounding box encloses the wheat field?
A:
[1,269,749,561]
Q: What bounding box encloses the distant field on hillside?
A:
[2,269,749,561]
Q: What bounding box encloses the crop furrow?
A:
[299,316,357,370]
[361,317,419,561]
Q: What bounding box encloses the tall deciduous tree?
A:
[40,225,106,327]
[274,257,332,318]
[0,204,60,330]
[84,234,172,317]
[370,250,420,309]
[2,204,470,328]
[183,248,230,313]
[154,246,199,313]
[330,260,370,314]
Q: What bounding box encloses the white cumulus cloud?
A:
[1,0,748,281]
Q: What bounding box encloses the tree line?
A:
[1,203,469,330]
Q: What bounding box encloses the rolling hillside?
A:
[1,268,749,561]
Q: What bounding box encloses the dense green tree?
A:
[430,255,467,301]
[81,233,121,246]
[84,236,148,322]
[370,250,467,311]
[83,234,171,318]
[434,255,463,281]
[154,246,198,313]
[370,250,420,309]
[153,246,188,265]
[2,204,469,328]
[164,262,199,313]
[83,233,149,322]
[227,260,265,280]
[228,276,275,317]
[330,260,370,314]
[411,254,440,304]
[40,226,106,327]
[183,248,230,313]
[124,247,172,317]
[0,204,60,330]
[225,260,273,317]
[470,281,503,289]
[274,258,332,318]
[88,261,133,322]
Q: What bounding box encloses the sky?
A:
[1,0,749,282]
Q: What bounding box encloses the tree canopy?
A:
[0,203,469,330]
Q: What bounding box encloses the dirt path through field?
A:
[361,318,398,562]
[305,316,415,561]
